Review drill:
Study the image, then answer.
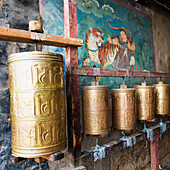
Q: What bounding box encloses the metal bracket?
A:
[119,136,136,148]
[145,128,154,143]
[159,122,167,138]
[87,144,110,162]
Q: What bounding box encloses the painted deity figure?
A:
[107,22,136,70]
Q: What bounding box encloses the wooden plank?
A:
[70,67,170,78]
[150,136,159,170]
[64,0,81,167]
[0,27,83,47]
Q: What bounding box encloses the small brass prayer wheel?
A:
[82,85,110,135]
[134,83,155,120]
[8,51,66,158]
[154,81,170,115]
[112,85,136,130]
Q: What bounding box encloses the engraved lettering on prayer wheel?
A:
[134,85,154,120]
[112,88,136,130]
[8,52,66,158]
[154,82,170,115]
[82,86,110,135]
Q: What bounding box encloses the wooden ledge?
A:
[69,67,170,78]
[0,27,83,47]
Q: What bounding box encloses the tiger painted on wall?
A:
[83,27,118,69]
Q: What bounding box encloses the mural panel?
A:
[77,0,155,89]
[43,0,64,55]
[43,0,156,90]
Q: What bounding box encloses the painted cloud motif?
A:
[77,0,114,18]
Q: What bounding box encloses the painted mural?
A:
[43,0,64,55]
[77,0,155,89]
[43,0,155,90]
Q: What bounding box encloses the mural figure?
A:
[82,27,118,69]
[82,22,141,71]
[107,21,136,70]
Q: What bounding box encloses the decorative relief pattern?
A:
[112,91,136,130]
[84,111,110,131]
[12,120,66,147]
[137,104,154,120]
[135,87,154,120]
[112,92,135,109]
[136,90,154,104]
[82,89,109,109]
[155,86,170,115]
[82,87,110,135]
[9,61,64,90]
[8,54,66,157]
[10,90,65,119]
[155,87,169,99]
[113,110,135,129]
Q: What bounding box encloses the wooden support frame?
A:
[10,152,64,164]
[150,134,159,170]
[70,67,170,78]
[64,0,81,167]
[0,27,83,47]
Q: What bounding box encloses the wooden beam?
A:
[64,0,81,167]
[150,136,159,170]
[0,27,83,47]
[70,67,170,78]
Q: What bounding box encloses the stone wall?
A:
[0,0,49,169]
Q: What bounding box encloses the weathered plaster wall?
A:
[0,0,49,169]
[146,5,170,83]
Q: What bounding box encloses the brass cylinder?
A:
[82,86,110,135]
[112,88,136,130]
[8,51,66,158]
[154,82,170,115]
[134,85,154,120]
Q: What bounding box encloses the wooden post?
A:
[64,0,81,167]
[148,128,160,170]
[150,136,159,170]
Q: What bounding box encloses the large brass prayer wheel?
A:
[135,84,154,120]
[112,87,136,130]
[82,85,110,135]
[154,82,170,115]
[8,51,66,158]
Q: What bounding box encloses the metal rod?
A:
[144,77,146,84]
[39,163,41,170]
[123,76,125,85]
[143,121,147,132]
[35,43,38,51]
[96,137,99,145]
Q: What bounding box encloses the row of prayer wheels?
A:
[82,82,170,135]
[8,51,170,158]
